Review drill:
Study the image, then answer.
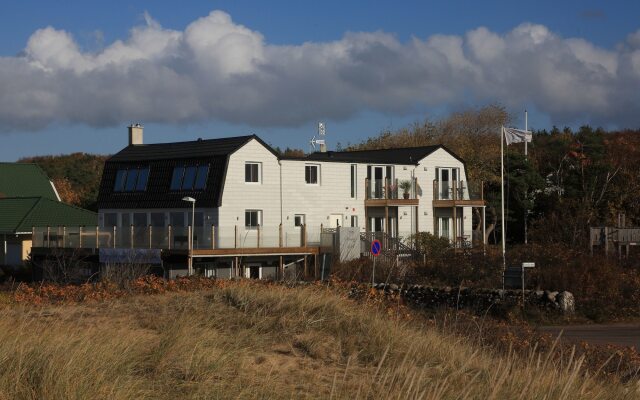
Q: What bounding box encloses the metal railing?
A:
[432,180,483,201]
[365,177,418,200]
[32,224,315,250]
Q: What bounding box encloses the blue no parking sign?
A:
[371,240,382,257]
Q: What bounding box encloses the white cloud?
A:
[0,10,639,132]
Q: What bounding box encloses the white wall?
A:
[218,138,282,247]
[414,148,473,240]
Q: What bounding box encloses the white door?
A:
[437,168,458,200]
[438,217,451,240]
[329,214,343,228]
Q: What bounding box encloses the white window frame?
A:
[305,164,320,185]
[351,215,358,227]
[245,162,262,184]
[245,209,262,229]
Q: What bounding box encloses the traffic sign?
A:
[522,262,535,268]
[371,240,382,257]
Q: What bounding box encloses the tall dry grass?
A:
[0,281,635,399]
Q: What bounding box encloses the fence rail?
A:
[32,224,317,250]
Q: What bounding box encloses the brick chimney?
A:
[128,123,143,146]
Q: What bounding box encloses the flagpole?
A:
[501,126,506,290]
[524,110,528,245]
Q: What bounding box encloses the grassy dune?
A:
[0,282,635,399]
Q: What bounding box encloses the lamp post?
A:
[182,196,196,276]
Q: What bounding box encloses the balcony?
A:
[432,180,485,207]
[365,177,419,207]
[31,225,320,256]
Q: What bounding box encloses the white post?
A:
[190,201,195,276]
[524,110,528,245]
[501,126,506,289]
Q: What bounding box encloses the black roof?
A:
[97,135,277,209]
[282,145,462,165]
[108,135,277,162]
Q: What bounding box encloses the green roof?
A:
[0,163,58,200]
[0,197,97,234]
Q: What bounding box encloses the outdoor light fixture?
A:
[182,196,196,276]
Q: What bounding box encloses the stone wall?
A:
[364,283,575,315]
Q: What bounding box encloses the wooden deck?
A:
[364,198,419,207]
[432,199,485,207]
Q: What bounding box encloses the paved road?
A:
[537,324,640,349]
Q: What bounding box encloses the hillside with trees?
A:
[18,153,109,211]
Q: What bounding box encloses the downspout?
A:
[278,160,283,224]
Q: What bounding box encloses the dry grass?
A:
[0,281,636,399]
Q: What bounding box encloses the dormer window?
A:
[114,166,150,192]
[170,163,209,191]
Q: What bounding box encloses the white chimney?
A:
[128,123,143,146]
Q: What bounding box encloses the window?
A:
[114,167,149,192]
[104,213,118,228]
[245,162,260,183]
[114,170,127,191]
[136,167,149,191]
[294,214,305,227]
[194,165,209,190]
[245,210,261,228]
[150,213,165,227]
[171,164,209,190]
[170,166,184,190]
[183,166,197,190]
[188,212,204,227]
[121,213,131,227]
[170,212,185,227]
[350,164,357,198]
[351,215,358,227]
[125,168,139,192]
[133,213,147,227]
[305,164,319,184]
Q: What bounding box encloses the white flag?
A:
[503,127,532,145]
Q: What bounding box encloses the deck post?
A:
[96,226,99,249]
[46,226,50,248]
[257,224,261,248]
[211,225,215,249]
[168,225,172,250]
[234,225,238,248]
[148,225,152,249]
[279,255,284,280]
[79,226,83,248]
[302,224,307,247]
[314,254,319,280]
[303,255,308,280]
[113,226,116,248]
[234,256,239,278]
[130,225,133,249]
[279,223,283,247]
[62,226,66,248]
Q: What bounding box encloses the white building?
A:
[91,126,485,277]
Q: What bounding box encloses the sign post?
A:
[371,239,382,285]
[521,262,535,306]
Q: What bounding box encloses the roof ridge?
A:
[327,144,440,154]
[126,134,256,147]
[13,197,42,232]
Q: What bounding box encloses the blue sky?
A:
[0,1,639,160]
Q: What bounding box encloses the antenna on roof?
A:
[309,122,327,153]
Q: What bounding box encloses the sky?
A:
[0,0,639,160]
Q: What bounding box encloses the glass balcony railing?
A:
[365,178,418,200]
[432,180,483,201]
[31,224,311,250]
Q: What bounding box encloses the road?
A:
[537,324,640,349]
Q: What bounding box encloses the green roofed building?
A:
[0,163,97,266]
